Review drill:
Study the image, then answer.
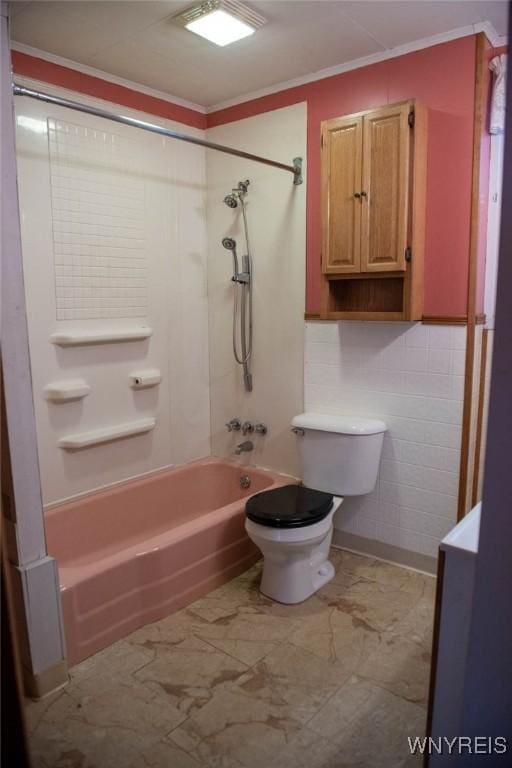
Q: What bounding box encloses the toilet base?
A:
[258,526,335,604]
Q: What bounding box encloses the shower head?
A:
[222,237,240,279]
[224,194,238,209]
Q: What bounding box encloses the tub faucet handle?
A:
[241,421,254,435]
[254,423,267,435]
[226,418,241,432]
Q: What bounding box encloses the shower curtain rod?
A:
[12,83,303,186]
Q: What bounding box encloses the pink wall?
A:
[211,37,477,316]
[13,38,479,315]
[12,50,207,130]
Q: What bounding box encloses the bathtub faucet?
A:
[235,440,254,455]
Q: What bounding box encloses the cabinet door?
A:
[361,103,411,272]
[321,115,362,274]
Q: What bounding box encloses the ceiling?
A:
[9,1,509,108]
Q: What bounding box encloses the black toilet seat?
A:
[245,484,334,529]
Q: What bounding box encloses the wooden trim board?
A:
[472,328,490,506]
[457,32,491,522]
[306,313,472,325]
[425,548,446,752]
[422,315,468,325]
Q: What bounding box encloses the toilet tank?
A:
[291,413,387,496]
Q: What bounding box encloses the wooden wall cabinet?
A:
[320,100,427,320]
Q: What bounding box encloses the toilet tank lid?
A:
[292,413,387,435]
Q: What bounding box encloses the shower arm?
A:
[12,84,303,186]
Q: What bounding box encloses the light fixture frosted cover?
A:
[186,8,255,46]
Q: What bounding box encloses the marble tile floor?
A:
[26,549,436,768]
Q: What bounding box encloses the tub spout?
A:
[235,440,254,455]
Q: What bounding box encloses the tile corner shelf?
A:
[58,417,156,451]
[50,326,153,347]
[44,379,91,403]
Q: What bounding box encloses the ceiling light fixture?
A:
[174,0,266,47]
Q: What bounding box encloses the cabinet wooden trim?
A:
[318,310,405,322]
[407,101,427,320]
[321,114,362,275]
[360,101,412,273]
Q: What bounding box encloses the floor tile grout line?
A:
[356,671,430,710]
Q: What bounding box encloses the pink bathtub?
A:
[44,458,292,666]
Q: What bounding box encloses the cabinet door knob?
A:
[360,191,367,198]
[353,192,361,198]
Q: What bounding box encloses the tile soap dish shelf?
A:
[58,417,156,450]
[50,326,153,347]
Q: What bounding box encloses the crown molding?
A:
[10,20,506,117]
[9,42,207,114]
[206,21,506,113]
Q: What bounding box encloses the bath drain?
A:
[240,475,251,490]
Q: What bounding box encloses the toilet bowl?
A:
[245,413,387,604]
[245,489,343,603]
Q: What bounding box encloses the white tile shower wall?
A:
[16,86,210,505]
[48,119,148,320]
[305,321,466,558]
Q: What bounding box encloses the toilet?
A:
[245,413,387,604]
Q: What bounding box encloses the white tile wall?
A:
[48,119,147,320]
[305,321,466,558]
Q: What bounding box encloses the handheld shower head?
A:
[222,237,237,251]
[224,194,238,209]
[222,237,240,280]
